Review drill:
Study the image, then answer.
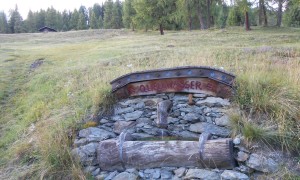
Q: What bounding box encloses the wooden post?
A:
[188,94,195,105]
[156,100,172,128]
[97,133,235,170]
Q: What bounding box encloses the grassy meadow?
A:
[0,27,300,179]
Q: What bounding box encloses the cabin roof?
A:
[38,26,57,32]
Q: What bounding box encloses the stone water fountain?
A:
[97,97,235,171]
[71,66,259,179]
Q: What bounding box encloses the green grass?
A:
[0,27,300,179]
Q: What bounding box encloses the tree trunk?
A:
[197,2,206,30]
[259,0,263,26]
[189,15,192,31]
[97,134,235,171]
[259,0,268,26]
[277,0,283,27]
[159,23,164,35]
[206,0,211,28]
[262,3,268,26]
[245,11,250,31]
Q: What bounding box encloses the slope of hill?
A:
[0,27,299,179]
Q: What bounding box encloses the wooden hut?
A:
[38,26,57,33]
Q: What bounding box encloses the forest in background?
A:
[0,0,299,34]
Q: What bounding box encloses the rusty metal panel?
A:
[111,66,235,99]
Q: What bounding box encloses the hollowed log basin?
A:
[97,132,235,171]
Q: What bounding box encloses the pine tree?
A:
[26,10,36,32]
[70,9,79,30]
[0,11,9,33]
[8,5,24,33]
[98,16,104,28]
[62,10,71,31]
[90,11,98,29]
[133,0,177,35]
[79,5,89,28]
[92,3,103,19]
[104,0,114,28]
[77,13,87,30]
[111,0,123,29]
[45,7,57,29]
[36,10,46,29]
[123,0,136,30]
[284,0,300,27]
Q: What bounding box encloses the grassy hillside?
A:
[0,27,299,179]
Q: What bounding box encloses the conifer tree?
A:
[90,11,98,29]
[104,0,114,29]
[112,0,123,29]
[0,11,9,33]
[123,0,136,30]
[70,9,79,30]
[77,13,87,30]
[8,5,24,33]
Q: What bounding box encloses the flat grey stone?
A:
[196,97,230,107]
[172,176,181,180]
[92,168,101,176]
[119,98,142,106]
[136,117,152,124]
[111,115,125,121]
[123,111,143,121]
[236,151,249,162]
[215,114,230,126]
[193,93,209,98]
[233,137,241,145]
[131,133,154,139]
[176,104,187,108]
[114,106,134,115]
[234,165,254,174]
[189,122,231,137]
[246,153,279,173]
[100,119,109,124]
[168,117,179,124]
[183,169,219,180]
[96,173,108,180]
[105,171,118,180]
[113,121,135,134]
[183,113,199,122]
[144,169,155,174]
[180,107,194,113]
[138,171,145,178]
[175,131,199,139]
[71,143,98,165]
[150,114,157,119]
[112,172,138,180]
[152,169,161,179]
[173,95,189,102]
[221,170,249,180]
[161,170,173,179]
[126,168,138,174]
[74,138,87,147]
[174,167,186,178]
[143,98,163,107]
[133,101,145,109]
[78,127,116,142]
[84,166,96,173]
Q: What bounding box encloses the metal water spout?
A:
[156,100,172,128]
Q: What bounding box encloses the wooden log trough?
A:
[97,132,235,171]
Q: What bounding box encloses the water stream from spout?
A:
[161,129,164,140]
